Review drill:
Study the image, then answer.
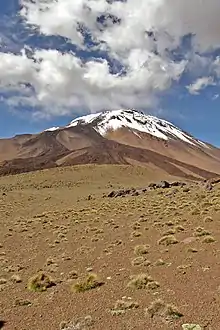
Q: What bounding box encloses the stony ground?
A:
[0,165,220,330]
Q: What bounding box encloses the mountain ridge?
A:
[0,109,219,179]
[47,109,209,148]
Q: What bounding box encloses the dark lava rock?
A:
[170,181,186,187]
[114,189,130,197]
[132,191,139,196]
[107,180,189,198]
[108,189,131,198]
[204,182,213,191]
[125,189,132,194]
[108,191,116,198]
[148,183,157,189]
[156,181,170,189]
[114,190,124,197]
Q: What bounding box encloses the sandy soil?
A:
[1,165,220,330]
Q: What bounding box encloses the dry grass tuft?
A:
[127,274,159,290]
[59,315,94,329]
[131,257,151,267]
[202,236,216,243]
[158,235,178,246]
[187,247,198,253]
[72,274,104,293]
[194,227,211,237]
[155,259,166,266]
[27,272,55,292]
[110,297,139,316]
[146,299,183,321]
[147,299,165,318]
[134,244,150,256]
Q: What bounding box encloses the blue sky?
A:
[0,0,220,147]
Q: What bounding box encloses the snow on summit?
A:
[45,109,208,147]
[67,109,207,147]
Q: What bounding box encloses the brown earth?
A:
[0,125,220,181]
[1,165,220,330]
[106,127,220,174]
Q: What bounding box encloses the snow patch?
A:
[133,131,142,139]
[44,126,60,132]
[45,109,208,148]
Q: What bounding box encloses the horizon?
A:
[1,1,220,147]
[0,108,219,148]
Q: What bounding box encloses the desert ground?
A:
[1,165,220,330]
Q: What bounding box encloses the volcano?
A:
[0,109,220,179]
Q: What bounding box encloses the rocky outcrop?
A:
[106,181,188,198]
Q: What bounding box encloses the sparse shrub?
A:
[204,216,213,223]
[182,324,202,330]
[201,201,212,208]
[68,271,79,280]
[146,299,183,321]
[110,297,139,316]
[191,208,200,215]
[45,257,55,266]
[131,231,142,238]
[195,227,203,233]
[194,227,211,237]
[132,256,145,266]
[155,259,166,266]
[27,272,55,292]
[127,274,159,290]
[146,299,165,318]
[143,260,151,267]
[91,236,99,242]
[203,236,215,243]
[132,222,141,230]
[165,304,184,320]
[163,229,176,236]
[158,235,178,246]
[175,225,185,232]
[14,299,32,307]
[177,264,192,274]
[72,274,104,293]
[0,278,7,285]
[134,244,150,256]
[147,281,160,290]
[166,221,175,227]
[187,248,198,253]
[11,275,22,283]
[131,256,151,267]
[59,315,94,330]
[177,264,192,270]
[95,228,104,234]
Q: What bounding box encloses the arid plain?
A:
[1,165,220,330]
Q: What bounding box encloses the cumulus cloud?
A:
[0,0,220,117]
[187,77,216,95]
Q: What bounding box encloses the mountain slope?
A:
[67,109,207,147]
[65,109,220,175]
[0,109,219,179]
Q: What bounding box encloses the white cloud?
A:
[0,0,220,117]
[187,77,216,95]
[0,45,186,117]
[212,94,219,100]
[213,56,220,78]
